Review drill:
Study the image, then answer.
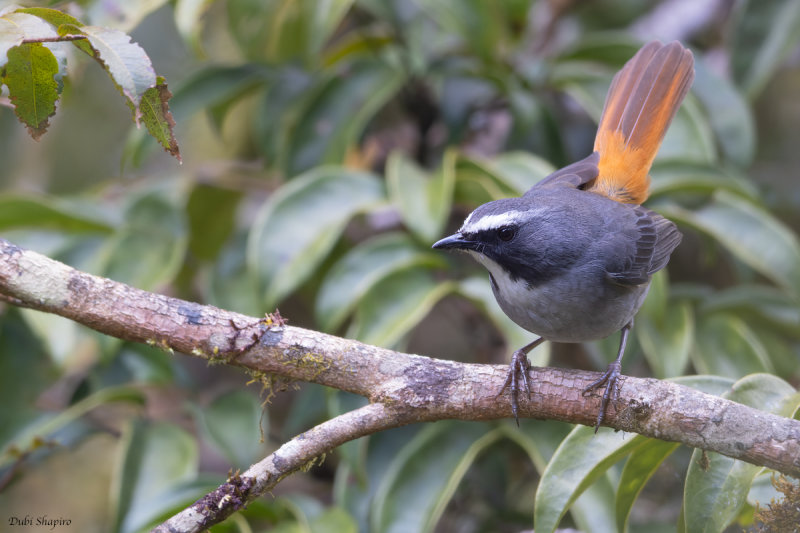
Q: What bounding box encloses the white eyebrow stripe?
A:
[461,210,525,233]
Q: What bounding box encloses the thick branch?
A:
[1,236,799,528]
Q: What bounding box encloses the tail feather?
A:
[590,41,694,204]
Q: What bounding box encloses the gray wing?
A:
[524,152,600,196]
[606,206,682,286]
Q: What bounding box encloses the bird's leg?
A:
[498,337,545,425]
[582,322,632,431]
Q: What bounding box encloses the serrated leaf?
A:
[193,390,264,468]
[371,422,502,533]
[386,150,455,243]
[247,167,385,308]
[682,374,797,533]
[661,191,800,297]
[138,77,180,161]
[61,24,156,117]
[692,313,773,378]
[533,426,642,533]
[1,11,59,68]
[347,268,454,348]
[14,7,93,56]
[315,232,442,332]
[14,7,84,28]
[3,42,59,139]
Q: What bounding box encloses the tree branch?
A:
[151,403,403,533]
[1,237,799,530]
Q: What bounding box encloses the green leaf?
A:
[110,420,199,533]
[456,151,554,197]
[0,385,145,469]
[138,77,180,161]
[656,96,716,164]
[247,167,385,308]
[305,506,357,533]
[371,422,503,533]
[732,0,800,99]
[15,7,93,56]
[691,313,773,378]
[691,58,755,167]
[285,60,404,175]
[699,284,800,337]
[61,24,156,116]
[186,183,242,262]
[661,191,800,297]
[3,42,59,138]
[636,273,693,379]
[0,194,113,232]
[616,439,680,533]
[334,425,423,532]
[13,7,84,28]
[485,151,557,194]
[347,268,454,348]
[533,426,641,533]
[124,64,271,167]
[174,0,215,53]
[648,163,758,201]
[682,374,797,533]
[99,190,187,291]
[533,375,737,533]
[386,149,455,243]
[315,232,442,332]
[193,390,264,468]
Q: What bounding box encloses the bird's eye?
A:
[497,226,516,241]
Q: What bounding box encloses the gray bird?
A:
[433,41,694,427]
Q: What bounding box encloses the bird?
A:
[432,41,694,428]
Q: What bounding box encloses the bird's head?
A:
[433,195,587,288]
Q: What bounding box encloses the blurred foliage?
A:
[1,1,799,532]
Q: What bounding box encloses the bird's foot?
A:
[582,360,623,432]
[497,349,532,426]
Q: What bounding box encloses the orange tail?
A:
[590,41,694,204]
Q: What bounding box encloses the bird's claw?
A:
[498,350,532,426]
[582,360,622,432]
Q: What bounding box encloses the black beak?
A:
[432,233,476,251]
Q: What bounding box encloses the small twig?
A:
[151,403,403,533]
[21,34,88,44]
